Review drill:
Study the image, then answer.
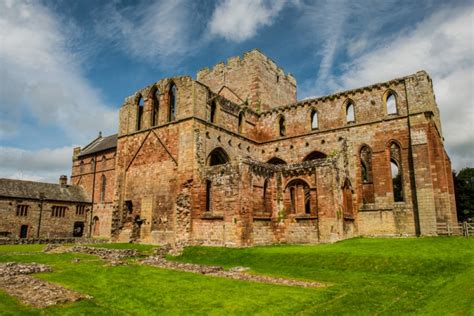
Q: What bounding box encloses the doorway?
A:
[73,222,84,237]
[19,225,28,238]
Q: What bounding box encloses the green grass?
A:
[0,237,473,315]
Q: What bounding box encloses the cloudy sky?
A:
[0,0,473,183]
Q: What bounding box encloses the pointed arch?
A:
[311,109,319,130]
[345,99,355,123]
[207,147,230,166]
[303,151,327,161]
[285,179,311,214]
[360,145,374,204]
[384,90,398,115]
[267,157,287,165]
[389,141,404,202]
[168,83,177,122]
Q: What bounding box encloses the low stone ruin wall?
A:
[0,262,91,307]
[0,237,108,245]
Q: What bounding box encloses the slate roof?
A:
[78,134,117,158]
[0,179,91,203]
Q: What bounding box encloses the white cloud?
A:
[209,0,286,42]
[0,146,74,183]
[325,6,474,170]
[0,1,116,181]
[95,0,203,65]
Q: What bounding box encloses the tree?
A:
[454,168,474,221]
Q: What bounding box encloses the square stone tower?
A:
[197,49,296,112]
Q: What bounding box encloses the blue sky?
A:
[0,0,473,182]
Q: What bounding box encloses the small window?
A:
[391,160,403,202]
[16,205,28,217]
[290,187,296,213]
[205,180,212,212]
[389,142,404,202]
[304,186,311,214]
[76,205,85,216]
[169,84,177,122]
[52,206,67,217]
[137,96,144,130]
[238,112,244,133]
[386,93,397,114]
[360,146,373,183]
[79,161,84,174]
[152,89,160,126]
[210,101,217,123]
[311,110,318,130]
[279,116,286,137]
[346,102,355,123]
[100,175,106,202]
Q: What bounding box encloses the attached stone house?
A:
[70,133,117,238]
[0,177,91,238]
[71,49,457,246]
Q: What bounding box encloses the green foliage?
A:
[454,167,474,221]
[0,238,473,315]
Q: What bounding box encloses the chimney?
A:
[59,175,67,188]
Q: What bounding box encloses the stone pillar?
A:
[410,125,437,236]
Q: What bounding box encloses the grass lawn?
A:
[0,237,473,315]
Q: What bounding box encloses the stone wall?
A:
[0,198,90,238]
[104,50,456,246]
[71,148,116,238]
[197,49,296,111]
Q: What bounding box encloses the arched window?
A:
[92,216,100,236]
[290,187,296,212]
[152,89,160,126]
[168,84,177,122]
[360,145,374,204]
[100,175,106,202]
[210,101,217,123]
[267,157,287,165]
[137,95,144,130]
[360,146,372,183]
[386,92,397,115]
[389,142,404,202]
[238,112,244,133]
[346,101,355,123]
[311,110,318,130]
[286,179,311,215]
[263,179,269,213]
[279,116,286,137]
[207,148,230,166]
[205,180,212,212]
[303,151,327,161]
[342,179,354,217]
